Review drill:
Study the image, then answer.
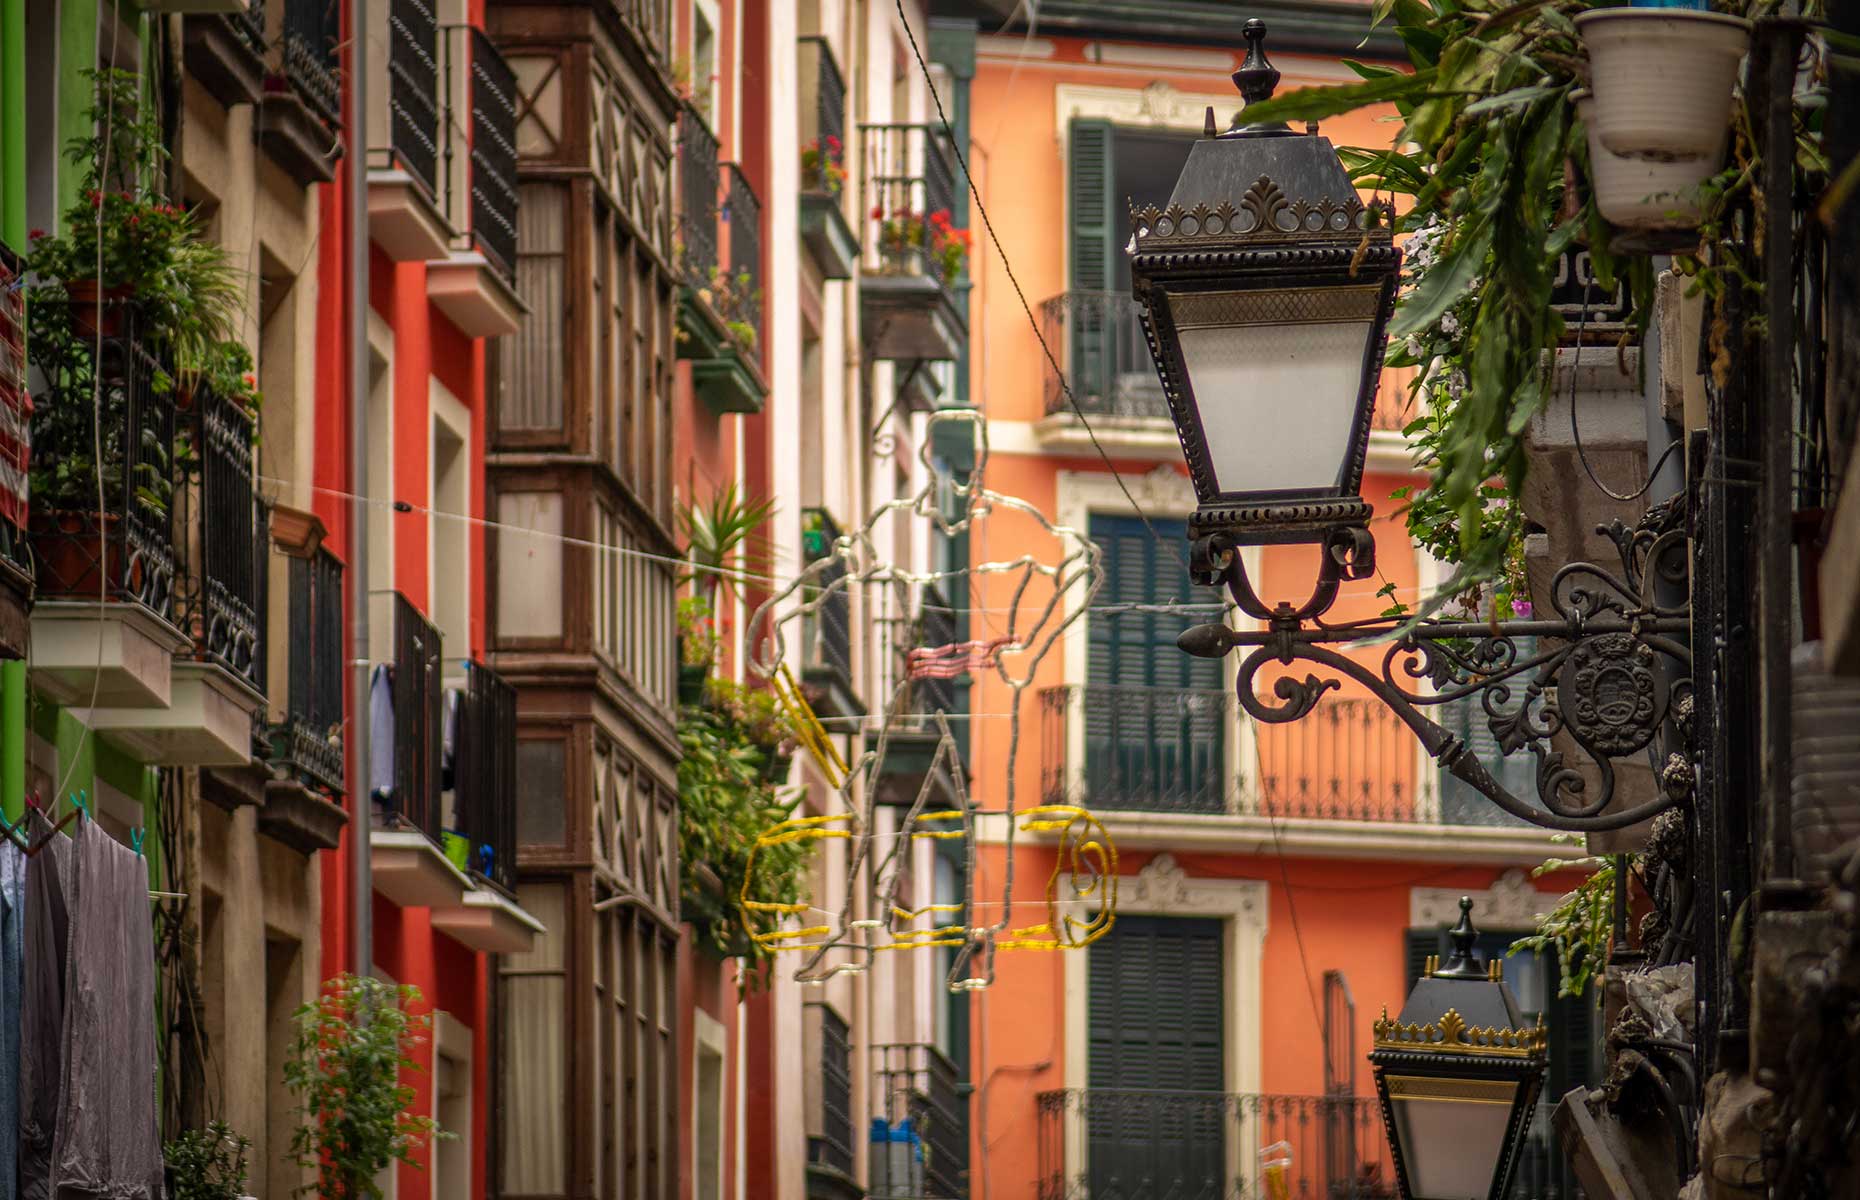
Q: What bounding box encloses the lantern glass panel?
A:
[1166,285,1382,495]
[1388,1076,1516,1200]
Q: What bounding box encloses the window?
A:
[514,738,567,847]
[598,900,677,1200]
[1067,120,1197,295]
[265,935,308,1200]
[500,882,568,1193]
[430,1015,471,1199]
[497,181,567,434]
[430,392,470,655]
[593,505,676,711]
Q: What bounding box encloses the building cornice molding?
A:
[1410,867,1557,930]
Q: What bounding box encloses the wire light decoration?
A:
[743,408,1119,992]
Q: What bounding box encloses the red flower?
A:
[871,205,884,220]
[825,135,842,153]
[28,229,44,241]
[243,374,256,387]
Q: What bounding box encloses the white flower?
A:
[1439,310,1461,337]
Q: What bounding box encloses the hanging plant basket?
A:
[1575,91,1712,232]
[1575,8,1748,163]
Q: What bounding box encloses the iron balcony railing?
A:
[1039,290,1413,433]
[387,592,445,842]
[282,0,341,125]
[801,507,854,699]
[873,1043,969,1200]
[26,303,177,621]
[677,104,721,290]
[862,124,962,285]
[809,1002,857,1179]
[450,659,518,893]
[175,386,264,692]
[388,0,442,197]
[440,26,519,280]
[798,37,847,195]
[0,242,28,581]
[1036,1089,1577,1200]
[229,0,267,60]
[1039,686,1445,822]
[272,546,345,795]
[722,162,762,342]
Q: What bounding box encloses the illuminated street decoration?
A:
[742,408,1117,990]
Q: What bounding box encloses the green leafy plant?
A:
[677,481,776,603]
[801,135,847,195]
[1511,853,1616,998]
[679,594,722,669]
[872,206,969,285]
[284,974,446,1199]
[678,696,811,987]
[164,1121,252,1200]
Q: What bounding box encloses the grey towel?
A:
[0,835,26,1200]
[19,812,72,1200]
[48,820,164,1200]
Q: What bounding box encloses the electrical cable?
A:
[1567,295,1684,504]
[893,0,1197,601]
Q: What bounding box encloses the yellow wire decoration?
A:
[771,664,847,790]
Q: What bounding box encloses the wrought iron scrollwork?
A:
[1181,509,1693,833]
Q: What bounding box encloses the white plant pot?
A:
[1575,7,1748,162]
[1576,91,1714,231]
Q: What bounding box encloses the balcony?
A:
[687,162,769,414]
[806,1002,860,1200]
[797,37,857,279]
[26,304,190,711]
[259,544,349,854]
[367,0,451,261]
[259,0,344,185]
[859,123,967,364]
[182,0,268,110]
[1039,685,1568,857]
[869,582,966,807]
[1036,1089,1575,1200]
[0,243,30,661]
[872,1043,968,1200]
[1035,291,1413,458]
[427,26,523,337]
[801,507,862,721]
[371,593,471,910]
[428,660,542,953]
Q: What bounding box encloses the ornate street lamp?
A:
[1131,18,1401,572]
[1369,899,1547,1200]
[1134,19,1693,836]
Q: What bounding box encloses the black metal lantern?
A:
[1370,899,1547,1200]
[1131,18,1400,563]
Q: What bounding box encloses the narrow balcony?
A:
[797,36,857,279]
[260,543,349,854]
[1039,684,1564,853]
[371,592,471,910]
[26,303,189,711]
[366,0,451,261]
[258,0,344,185]
[90,383,272,766]
[872,1043,968,1200]
[806,1002,861,1200]
[860,123,967,363]
[0,243,30,662]
[870,582,966,807]
[1035,1088,1574,1200]
[801,507,862,722]
[675,105,731,356]
[427,26,524,337]
[429,659,542,954]
[687,162,769,413]
[182,0,269,110]
[1036,290,1413,458]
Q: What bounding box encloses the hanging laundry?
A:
[19,810,71,1200]
[370,662,396,807]
[0,833,23,1200]
[47,820,163,1199]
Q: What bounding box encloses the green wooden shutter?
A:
[1068,119,1115,401]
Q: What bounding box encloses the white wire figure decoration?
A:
[741,408,1119,993]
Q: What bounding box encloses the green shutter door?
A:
[1088,916,1225,1195]
[1085,516,1224,811]
[1067,119,1115,405]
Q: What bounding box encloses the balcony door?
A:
[1087,915,1226,1194]
[1085,515,1226,811]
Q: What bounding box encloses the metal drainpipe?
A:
[349,0,372,978]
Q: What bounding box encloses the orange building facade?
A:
[953,19,1593,1200]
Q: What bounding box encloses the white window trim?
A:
[428,375,473,659]
[430,1010,473,1200]
[1061,854,1269,1186]
[690,1007,728,1200]
[1410,867,1552,931]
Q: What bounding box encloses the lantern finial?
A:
[1435,896,1489,979]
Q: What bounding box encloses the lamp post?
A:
[1369,898,1548,1200]
[1134,19,1694,836]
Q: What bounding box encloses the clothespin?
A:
[130,827,147,858]
[71,790,91,825]
[24,790,40,812]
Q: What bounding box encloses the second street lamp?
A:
[1136,18,1693,836]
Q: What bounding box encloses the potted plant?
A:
[678,595,720,703]
[1576,5,1749,163]
[801,135,847,195]
[284,974,446,1199]
[872,206,969,284]
[164,1121,253,1200]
